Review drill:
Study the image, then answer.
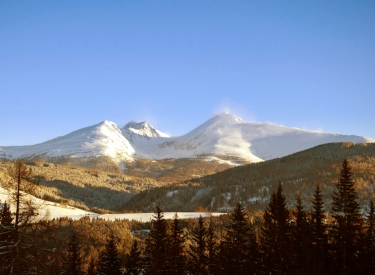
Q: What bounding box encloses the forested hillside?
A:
[0,157,233,211]
[123,142,375,212]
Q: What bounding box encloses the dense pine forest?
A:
[1,159,375,274]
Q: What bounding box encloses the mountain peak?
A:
[123,121,169,138]
[213,112,244,123]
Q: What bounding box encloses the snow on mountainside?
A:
[0,187,222,221]
[0,113,374,164]
[127,113,374,162]
[0,120,135,162]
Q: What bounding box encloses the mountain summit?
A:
[0,113,373,165]
[122,121,169,139]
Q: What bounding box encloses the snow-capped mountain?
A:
[0,113,374,164]
[0,120,135,162]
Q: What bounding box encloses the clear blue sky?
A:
[1,1,374,145]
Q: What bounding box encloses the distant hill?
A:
[123,143,375,212]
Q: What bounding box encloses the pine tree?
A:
[188,215,207,275]
[144,206,170,274]
[330,159,363,274]
[359,200,375,273]
[261,182,292,274]
[311,184,329,274]
[97,233,122,275]
[291,195,311,274]
[0,201,13,243]
[246,222,259,274]
[169,213,186,275]
[125,239,142,275]
[206,219,218,275]
[62,234,83,275]
[0,201,13,227]
[221,202,259,275]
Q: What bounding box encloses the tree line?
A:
[1,159,375,274]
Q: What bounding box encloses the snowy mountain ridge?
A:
[0,113,374,165]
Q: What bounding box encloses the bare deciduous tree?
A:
[0,161,46,274]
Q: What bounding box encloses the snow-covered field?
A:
[0,187,224,222]
[97,212,223,222]
[1,113,374,164]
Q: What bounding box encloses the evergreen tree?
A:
[169,213,186,275]
[144,206,170,274]
[125,239,142,275]
[359,200,375,273]
[291,195,311,274]
[246,221,259,274]
[86,257,96,275]
[0,201,13,227]
[0,201,13,242]
[62,234,83,275]
[188,215,207,275]
[311,184,329,274]
[221,202,259,275]
[97,233,122,275]
[206,219,218,275]
[261,182,292,274]
[330,159,363,274]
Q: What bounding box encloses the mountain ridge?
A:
[0,113,373,165]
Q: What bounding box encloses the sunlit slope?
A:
[123,143,375,212]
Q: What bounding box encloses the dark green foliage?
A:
[62,234,83,275]
[169,213,186,275]
[206,219,218,275]
[0,201,13,227]
[261,182,292,274]
[311,184,329,274]
[188,215,207,275]
[125,239,142,275]
[358,200,375,273]
[330,159,363,274]
[144,206,170,274]
[97,233,122,275]
[220,202,259,274]
[291,195,312,274]
[0,201,13,275]
[0,201,13,247]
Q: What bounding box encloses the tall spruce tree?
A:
[311,184,329,274]
[0,201,13,227]
[62,233,83,275]
[206,219,218,275]
[359,200,375,273]
[125,239,142,275]
[291,195,311,274]
[97,233,122,275]
[0,200,13,275]
[144,206,170,274]
[330,159,363,274]
[169,213,186,275]
[261,182,292,274]
[247,221,259,274]
[221,202,259,275]
[188,215,207,275]
[0,201,13,242]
